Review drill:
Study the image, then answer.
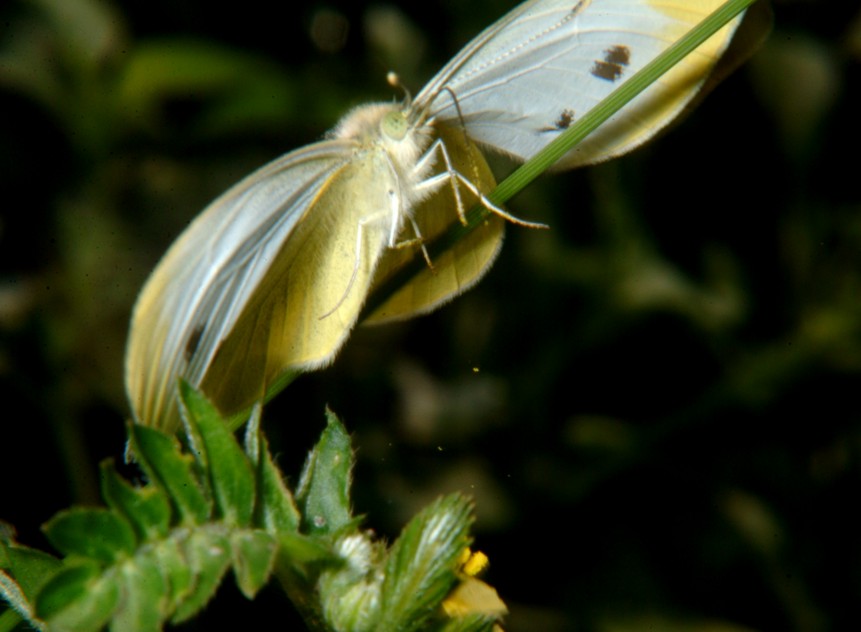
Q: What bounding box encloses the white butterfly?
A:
[126,0,744,431]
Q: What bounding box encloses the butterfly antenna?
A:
[387,71,412,107]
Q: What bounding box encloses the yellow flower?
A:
[442,548,507,627]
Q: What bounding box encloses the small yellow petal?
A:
[442,577,508,618]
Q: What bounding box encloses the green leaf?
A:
[1,570,34,631]
[245,408,301,534]
[35,561,119,631]
[100,460,171,541]
[169,528,231,624]
[151,537,194,614]
[378,494,474,632]
[296,410,354,536]
[109,554,167,632]
[43,508,137,564]
[128,423,211,525]
[178,382,255,527]
[1,542,61,601]
[230,530,278,599]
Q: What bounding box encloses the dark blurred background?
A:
[1,0,859,630]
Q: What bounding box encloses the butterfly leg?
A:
[378,153,434,267]
[415,139,548,229]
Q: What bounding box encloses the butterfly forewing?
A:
[199,149,401,419]
[126,141,355,429]
[418,0,743,168]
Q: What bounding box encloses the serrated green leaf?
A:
[1,543,61,601]
[100,460,171,541]
[296,410,353,535]
[109,554,167,632]
[128,424,211,525]
[378,495,474,632]
[230,530,277,599]
[43,508,137,564]
[244,406,301,534]
[36,561,119,631]
[178,382,255,526]
[170,528,231,624]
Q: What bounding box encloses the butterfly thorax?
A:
[330,101,440,251]
[333,102,434,186]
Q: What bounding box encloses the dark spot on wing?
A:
[604,44,630,66]
[185,325,204,362]
[591,44,631,82]
[555,109,575,129]
[540,108,576,133]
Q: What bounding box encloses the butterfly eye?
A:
[381,110,409,141]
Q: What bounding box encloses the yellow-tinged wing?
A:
[199,149,401,420]
[126,140,359,430]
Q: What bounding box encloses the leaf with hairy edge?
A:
[128,424,211,525]
[378,495,474,632]
[169,528,231,624]
[43,509,137,564]
[1,542,61,603]
[230,530,278,599]
[178,381,255,527]
[35,561,119,631]
[296,410,353,536]
[245,408,300,534]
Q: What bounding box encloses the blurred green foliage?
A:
[1,0,860,630]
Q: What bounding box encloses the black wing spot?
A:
[185,325,205,362]
[604,44,630,66]
[555,109,575,130]
[540,108,576,133]
[591,44,631,82]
